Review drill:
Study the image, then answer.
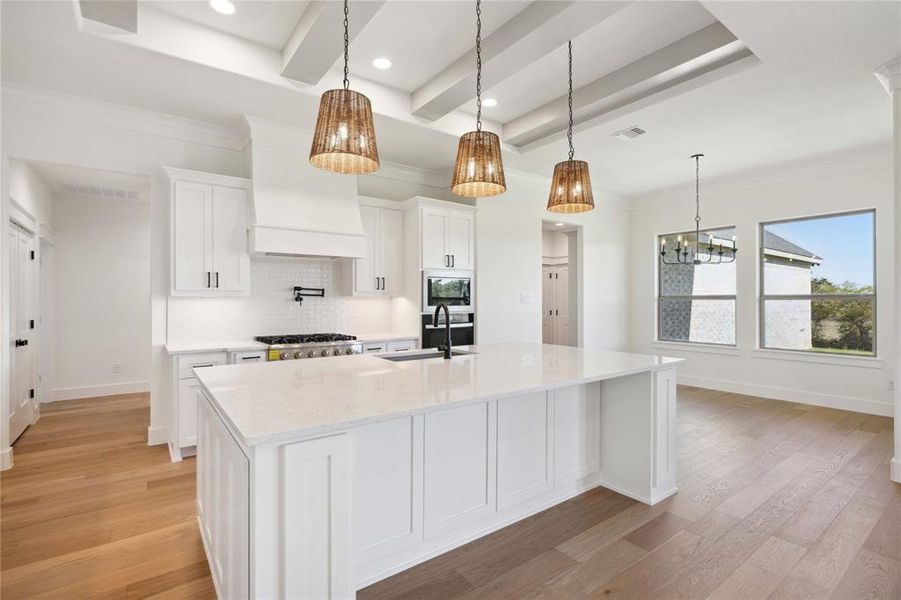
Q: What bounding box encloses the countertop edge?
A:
[201,359,684,448]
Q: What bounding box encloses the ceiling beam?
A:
[281,0,385,86]
[75,0,137,34]
[411,1,630,122]
[504,23,758,147]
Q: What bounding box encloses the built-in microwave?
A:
[422,269,474,313]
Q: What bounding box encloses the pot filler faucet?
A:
[433,303,452,359]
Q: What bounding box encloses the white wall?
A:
[542,230,568,260]
[1,84,246,454]
[476,172,631,351]
[51,193,151,400]
[629,156,895,416]
[8,159,51,225]
[167,257,415,344]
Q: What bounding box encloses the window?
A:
[760,210,875,356]
[657,227,737,346]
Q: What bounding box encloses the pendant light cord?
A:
[694,154,702,256]
[342,0,350,90]
[475,0,482,132]
[567,40,574,161]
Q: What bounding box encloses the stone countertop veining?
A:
[194,342,683,447]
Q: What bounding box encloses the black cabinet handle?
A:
[215,272,219,288]
[194,363,214,369]
[375,277,380,290]
[380,277,385,290]
[206,272,211,288]
[451,255,455,268]
[241,356,261,361]
[445,255,449,267]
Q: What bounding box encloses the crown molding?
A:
[628,140,893,211]
[240,115,312,149]
[373,161,449,190]
[1,83,245,151]
[874,57,901,94]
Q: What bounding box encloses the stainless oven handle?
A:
[425,323,474,329]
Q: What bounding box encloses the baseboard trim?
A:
[52,381,150,402]
[0,447,13,471]
[679,374,893,417]
[147,425,168,446]
[891,458,901,484]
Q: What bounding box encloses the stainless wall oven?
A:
[422,269,474,314]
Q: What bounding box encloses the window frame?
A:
[656,226,738,348]
[758,209,877,357]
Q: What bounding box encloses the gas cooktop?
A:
[254,333,357,346]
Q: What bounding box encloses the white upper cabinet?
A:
[419,205,475,270]
[348,199,403,297]
[167,168,251,297]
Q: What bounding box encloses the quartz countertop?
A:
[356,333,420,343]
[165,341,268,355]
[195,342,682,447]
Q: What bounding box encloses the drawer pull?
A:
[193,363,214,369]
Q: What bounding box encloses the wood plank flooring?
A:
[1,387,898,599]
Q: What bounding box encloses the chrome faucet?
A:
[433,303,452,359]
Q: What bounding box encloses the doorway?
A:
[541,221,580,347]
[8,220,38,444]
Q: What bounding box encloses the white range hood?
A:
[243,116,366,259]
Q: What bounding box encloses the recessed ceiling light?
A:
[482,98,498,107]
[554,222,565,227]
[209,0,236,15]
[372,58,392,70]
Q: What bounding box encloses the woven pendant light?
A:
[310,0,379,175]
[451,0,506,197]
[547,41,594,213]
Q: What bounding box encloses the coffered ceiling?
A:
[2,1,899,199]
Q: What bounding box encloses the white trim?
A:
[874,57,901,94]
[651,340,740,356]
[0,447,13,471]
[679,374,892,417]
[2,83,245,151]
[51,381,150,402]
[161,167,251,189]
[891,458,901,484]
[147,425,169,446]
[752,348,883,369]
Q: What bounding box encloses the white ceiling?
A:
[148,0,309,49]
[2,1,898,200]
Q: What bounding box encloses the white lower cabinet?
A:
[497,392,553,510]
[169,351,227,461]
[554,383,600,484]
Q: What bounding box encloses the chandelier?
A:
[660,154,737,265]
[547,40,594,213]
[450,0,506,197]
[309,0,380,174]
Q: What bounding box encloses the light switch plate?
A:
[520,293,536,304]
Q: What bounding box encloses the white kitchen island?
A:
[193,342,682,599]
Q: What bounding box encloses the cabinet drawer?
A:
[363,342,387,354]
[231,350,265,363]
[177,352,227,379]
[387,340,416,352]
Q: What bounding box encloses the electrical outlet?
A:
[520,293,536,304]
[113,363,122,374]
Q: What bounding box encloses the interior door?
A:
[420,210,448,269]
[447,213,473,270]
[355,205,379,295]
[210,186,249,292]
[9,224,36,444]
[555,267,570,346]
[173,181,213,292]
[379,208,402,295]
[542,266,555,344]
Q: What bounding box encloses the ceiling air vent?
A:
[61,182,142,201]
[611,126,646,141]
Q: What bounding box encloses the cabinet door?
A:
[542,267,555,344]
[178,378,202,447]
[210,186,249,292]
[447,213,474,270]
[379,208,403,296]
[355,205,380,295]
[555,267,570,346]
[421,209,449,269]
[497,393,553,510]
[173,181,213,292]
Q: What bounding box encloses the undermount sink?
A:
[378,350,473,362]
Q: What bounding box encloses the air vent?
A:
[611,126,646,141]
[61,182,141,201]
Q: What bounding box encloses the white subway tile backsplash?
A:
[167,257,399,344]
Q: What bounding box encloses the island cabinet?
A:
[195,348,679,599]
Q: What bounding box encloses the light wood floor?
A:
[2,388,899,599]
